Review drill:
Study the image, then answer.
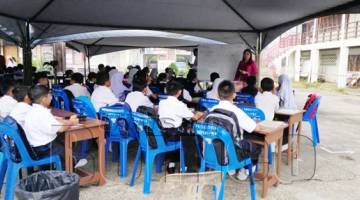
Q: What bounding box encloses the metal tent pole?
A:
[256,32,263,85]
[23,21,33,85]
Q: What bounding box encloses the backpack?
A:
[136,106,159,149]
[303,94,318,119]
[204,108,242,165]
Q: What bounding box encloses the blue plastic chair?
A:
[158,94,168,101]
[149,86,163,95]
[129,112,185,195]
[234,94,255,106]
[99,105,138,178]
[302,97,321,147]
[193,122,256,200]
[198,98,219,111]
[72,96,97,158]
[238,106,273,165]
[51,87,71,111]
[0,122,62,200]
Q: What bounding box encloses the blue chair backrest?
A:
[72,96,97,118]
[198,98,219,111]
[234,94,255,106]
[0,122,33,163]
[238,106,265,122]
[193,122,239,168]
[303,97,321,120]
[99,104,137,139]
[149,86,163,95]
[52,88,70,111]
[132,112,166,149]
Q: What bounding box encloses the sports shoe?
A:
[235,169,248,181]
[74,159,88,168]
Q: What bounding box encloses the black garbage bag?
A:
[15,170,80,200]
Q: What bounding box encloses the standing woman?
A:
[234,49,258,86]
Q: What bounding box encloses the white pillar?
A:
[294,48,301,81]
[309,49,319,83]
[337,46,349,88]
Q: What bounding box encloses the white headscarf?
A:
[109,68,118,78]
[277,74,297,109]
[111,71,127,101]
[128,68,138,85]
[206,78,223,100]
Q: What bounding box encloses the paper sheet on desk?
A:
[276,109,302,115]
[258,120,286,129]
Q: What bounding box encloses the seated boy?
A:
[24,85,87,168]
[35,72,49,87]
[255,77,279,120]
[9,85,32,128]
[209,80,262,180]
[91,71,118,112]
[125,77,154,112]
[0,80,17,118]
[85,72,97,94]
[158,81,203,173]
[65,72,90,98]
[240,76,258,97]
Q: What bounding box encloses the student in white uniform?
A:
[210,80,262,180]
[158,81,203,173]
[64,73,90,98]
[0,80,17,118]
[255,78,279,120]
[91,71,118,112]
[125,77,153,112]
[25,85,87,168]
[9,86,32,129]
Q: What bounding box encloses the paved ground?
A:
[79,88,360,200]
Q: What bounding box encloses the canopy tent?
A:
[0,0,360,84]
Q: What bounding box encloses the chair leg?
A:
[248,163,256,200]
[80,140,89,159]
[155,154,164,174]
[130,147,141,187]
[54,156,62,171]
[119,141,128,178]
[268,145,272,165]
[0,157,7,193]
[217,172,227,200]
[315,116,320,144]
[310,120,318,147]
[180,145,185,173]
[200,158,206,172]
[105,139,110,165]
[4,163,19,200]
[143,152,155,195]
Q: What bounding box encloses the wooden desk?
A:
[250,120,287,198]
[51,108,106,186]
[274,109,304,166]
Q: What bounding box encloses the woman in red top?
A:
[234,49,258,83]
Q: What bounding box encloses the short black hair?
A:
[13,85,30,102]
[166,81,183,96]
[132,78,147,92]
[186,69,197,81]
[142,67,150,74]
[133,70,147,83]
[29,85,50,104]
[210,72,220,82]
[96,71,110,86]
[218,80,235,100]
[246,76,257,86]
[0,79,15,96]
[157,73,166,82]
[35,72,48,83]
[98,64,105,71]
[87,72,97,80]
[260,77,274,92]
[71,72,84,84]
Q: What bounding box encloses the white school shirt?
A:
[24,104,62,147]
[255,91,280,120]
[158,96,194,128]
[65,83,90,98]
[91,85,119,112]
[9,102,32,129]
[0,95,17,118]
[182,89,193,102]
[125,91,154,112]
[211,100,256,138]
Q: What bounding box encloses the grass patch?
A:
[292,80,343,93]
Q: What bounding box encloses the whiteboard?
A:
[197,44,246,81]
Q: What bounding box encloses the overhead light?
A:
[6,31,14,35]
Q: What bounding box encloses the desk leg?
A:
[97,128,106,185]
[275,137,283,186]
[262,143,269,198]
[65,134,73,173]
[287,121,293,165]
[296,121,302,159]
